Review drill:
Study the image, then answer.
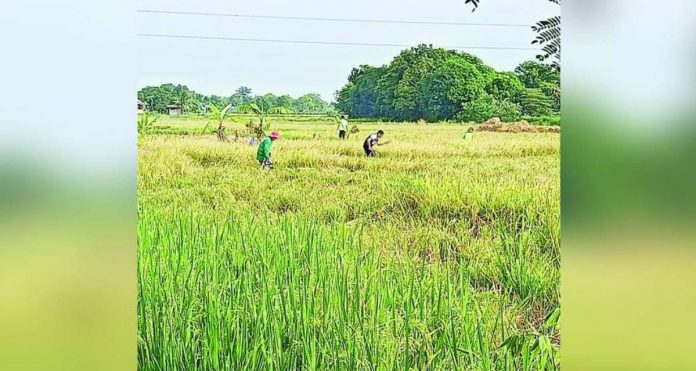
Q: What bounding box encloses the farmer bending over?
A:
[363,129,385,157]
[257,131,280,169]
[464,126,475,140]
[337,115,349,140]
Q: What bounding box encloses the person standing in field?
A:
[337,115,349,140]
[363,129,385,157]
[257,131,280,169]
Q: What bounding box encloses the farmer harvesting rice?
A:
[257,131,280,169]
[337,115,349,140]
[363,129,386,157]
[464,126,475,140]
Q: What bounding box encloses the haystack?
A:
[474,117,560,133]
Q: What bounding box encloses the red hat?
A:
[269,131,280,139]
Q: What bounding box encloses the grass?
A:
[138,116,560,370]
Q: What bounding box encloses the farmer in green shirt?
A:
[464,126,475,140]
[257,131,280,169]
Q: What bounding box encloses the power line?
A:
[137,33,538,51]
[137,9,532,28]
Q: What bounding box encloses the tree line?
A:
[137,84,333,115]
[335,45,560,122]
[138,45,560,124]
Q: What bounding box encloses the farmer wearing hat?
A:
[257,131,280,169]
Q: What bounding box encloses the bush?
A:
[521,115,561,126]
[458,95,521,123]
[520,89,553,117]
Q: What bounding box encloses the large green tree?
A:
[335,45,561,122]
[138,83,177,113]
[294,93,330,113]
[514,61,560,114]
[422,58,487,121]
[514,61,560,89]
[335,65,384,118]
[520,88,553,116]
[276,95,295,111]
[335,45,540,122]
[253,93,280,112]
[373,45,494,121]
[486,72,525,103]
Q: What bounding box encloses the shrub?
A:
[522,115,561,126]
[520,88,553,117]
[458,95,522,123]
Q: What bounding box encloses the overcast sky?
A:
[137,0,559,101]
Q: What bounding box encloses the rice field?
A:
[137,117,560,370]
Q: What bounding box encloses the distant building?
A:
[166,105,182,116]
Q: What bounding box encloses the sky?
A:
[137,0,560,101]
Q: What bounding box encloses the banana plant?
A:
[176,91,188,115]
[238,102,291,132]
[204,103,233,141]
[137,111,158,137]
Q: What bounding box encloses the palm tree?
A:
[238,102,291,132]
[176,88,190,114]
